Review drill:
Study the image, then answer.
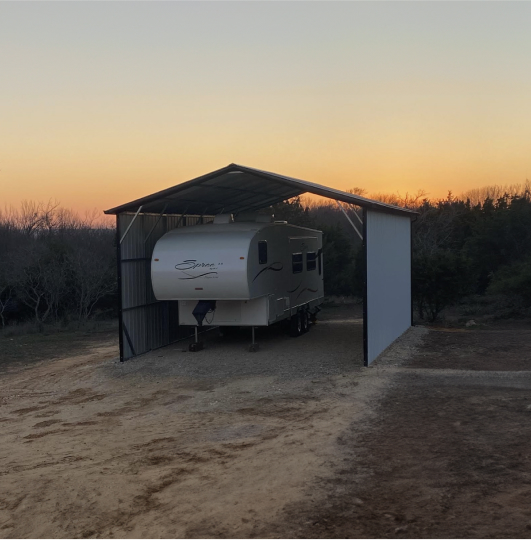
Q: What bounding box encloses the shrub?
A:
[488,257,531,307]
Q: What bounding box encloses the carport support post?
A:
[116,215,124,362]
[411,216,415,327]
[362,208,368,367]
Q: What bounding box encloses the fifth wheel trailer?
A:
[151,214,324,348]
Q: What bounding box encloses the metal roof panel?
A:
[104,163,417,217]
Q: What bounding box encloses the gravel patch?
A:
[107,305,365,383]
[371,325,430,368]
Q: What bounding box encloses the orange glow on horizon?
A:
[1,2,530,216]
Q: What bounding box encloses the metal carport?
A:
[104,163,416,366]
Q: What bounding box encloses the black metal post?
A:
[362,209,368,367]
[116,215,124,362]
[410,215,416,327]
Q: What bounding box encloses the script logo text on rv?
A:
[174,260,221,279]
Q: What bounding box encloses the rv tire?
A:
[301,311,309,333]
[289,312,303,337]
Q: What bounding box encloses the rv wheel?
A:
[289,312,303,337]
[301,311,309,333]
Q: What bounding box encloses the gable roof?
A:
[104,163,416,217]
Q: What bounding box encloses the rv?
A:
[151,214,324,349]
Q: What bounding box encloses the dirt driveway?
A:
[1,309,530,538]
[281,321,531,539]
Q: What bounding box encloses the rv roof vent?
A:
[213,214,233,224]
[274,220,288,224]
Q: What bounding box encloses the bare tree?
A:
[0,201,116,329]
[9,241,69,324]
[368,189,428,209]
[459,180,531,206]
[0,275,13,328]
[347,187,367,196]
[66,231,116,323]
[10,245,50,324]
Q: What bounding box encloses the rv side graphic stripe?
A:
[178,272,218,280]
[252,262,283,282]
[287,281,302,293]
[296,287,318,300]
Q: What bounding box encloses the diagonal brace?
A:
[336,200,363,240]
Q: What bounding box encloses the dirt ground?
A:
[1,307,531,538]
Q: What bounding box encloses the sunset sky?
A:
[2,2,530,215]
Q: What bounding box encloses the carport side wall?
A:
[364,210,412,365]
[117,212,212,361]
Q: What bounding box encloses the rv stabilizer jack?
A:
[248,326,259,352]
[189,325,204,352]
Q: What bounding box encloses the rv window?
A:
[292,253,303,273]
[306,252,317,271]
[258,241,267,264]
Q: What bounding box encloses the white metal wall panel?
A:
[365,210,411,365]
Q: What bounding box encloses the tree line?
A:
[0,202,116,328]
[412,186,531,321]
[1,182,530,329]
[273,182,531,322]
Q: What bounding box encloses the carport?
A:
[104,163,416,366]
